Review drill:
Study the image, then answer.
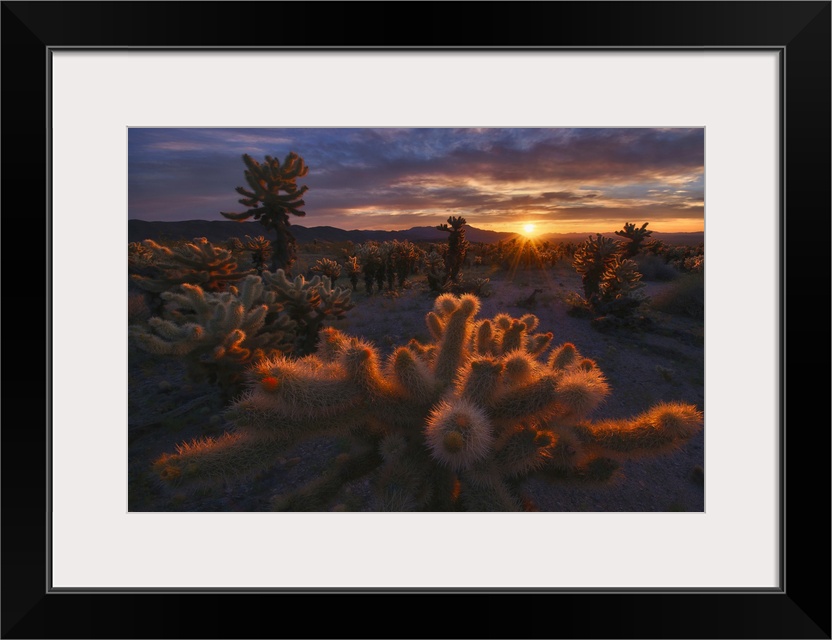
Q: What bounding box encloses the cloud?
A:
[129,127,704,231]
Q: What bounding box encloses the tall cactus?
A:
[436,215,469,284]
[221,152,309,274]
[153,294,702,511]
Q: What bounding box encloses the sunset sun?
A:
[523,223,536,236]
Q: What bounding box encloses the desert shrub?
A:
[152,294,703,511]
[648,273,704,319]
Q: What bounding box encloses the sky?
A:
[128,128,704,234]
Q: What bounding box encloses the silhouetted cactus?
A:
[436,215,469,284]
[220,152,309,274]
[615,222,653,258]
[153,294,702,511]
[355,242,382,294]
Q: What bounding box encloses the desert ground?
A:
[128,246,705,513]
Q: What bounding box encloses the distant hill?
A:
[127,220,514,245]
[128,219,703,247]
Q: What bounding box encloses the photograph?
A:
[3,0,828,636]
[127,127,706,513]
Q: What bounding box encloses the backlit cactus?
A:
[261,269,354,355]
[310,257,342,288]
[129,275,296,400]
[131,237,254,294]
[615,221,653,257]
[152,294,702,511]
[572,234,646,317]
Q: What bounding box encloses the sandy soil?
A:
[128,260,705,512]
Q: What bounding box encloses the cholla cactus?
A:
[131,237,254,294]
[355,242,382,294]
[153,294,702,511]
[596,255,647,315]
[345,256,361,290]
[573,234,622,300]
[614,222,653,257]
[311,257,342,288]
[436,215,469,283]
[129,275,296,400]
[572,234,646,317]
[244,235,272,275]
[261,269,354,355]
[128,241,155,274]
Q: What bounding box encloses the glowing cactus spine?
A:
[153,294,702,511]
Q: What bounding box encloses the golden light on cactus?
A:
[555,368,610,417]
[425,398,494,471]
[148,292,703,512]
[645,401,704,439]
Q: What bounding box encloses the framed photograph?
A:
[4,1,829,638]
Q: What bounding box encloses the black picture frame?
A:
[3,1,829,638]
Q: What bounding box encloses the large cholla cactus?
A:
[131,237,254,294]
[153,294,702,511]
[261,269,354,355]
[129,275,296,400]
[220,152,309,274]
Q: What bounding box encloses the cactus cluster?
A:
[350,240,425,294]
[130,269,354,398]
[131,237,254,294]
[152,294,702,511]
[310,257,342,288]
[261,269,354,356]
[129,274,296,399]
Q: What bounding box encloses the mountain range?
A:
[128,219,704,247]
